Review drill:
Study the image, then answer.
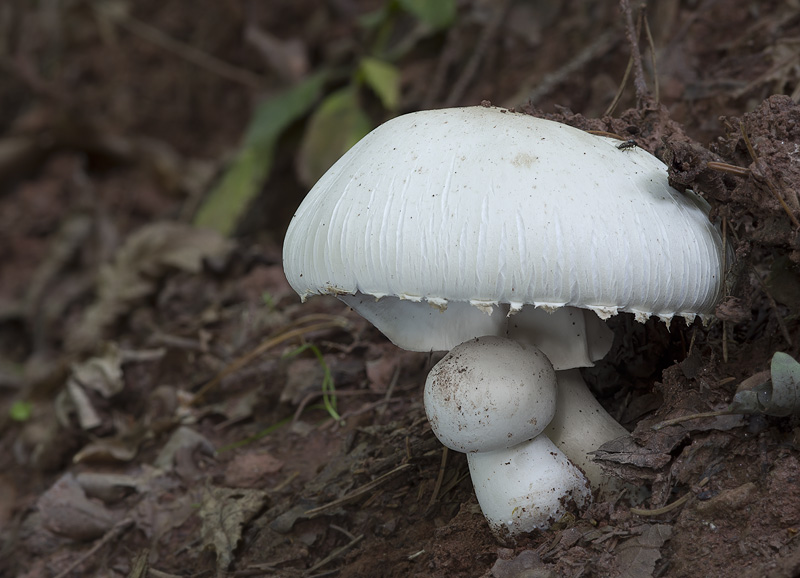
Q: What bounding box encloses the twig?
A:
[53,518,135,578]
[528,30,617,106]
[740,123,800,229]
[445,0,511,107]
[619,0,649,103]
[193,314,350,404]
[707,161,750,178]
[652,409,731,431]
[641,6,659,104]
[605,54,634,117]
[304,463,414,517]
[423,25,463,108]
[304,533,364,576]
[630,477,709,516]
[427,447,449,511]
[94,6,264,88]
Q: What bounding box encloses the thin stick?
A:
[193,315,350,404]
[427,447,449,510]
[304,533,364,575]
[630,477,709,516]
[740,123,800,228]
[707,161,750,178]
[304,463,414,517]
[619,0,649,103]
[652,409,731,430]
[53,518,135,578]
[528,30,617,106]
[445,0,510,107]
[97,8,263,88]
[605,53,633,117]
[642,6,659,104]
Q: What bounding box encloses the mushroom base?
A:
[467,435,592,540]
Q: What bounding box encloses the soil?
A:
[2,1,800,577]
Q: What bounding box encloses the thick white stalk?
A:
[544,368,629,491]
[467,435,591,539]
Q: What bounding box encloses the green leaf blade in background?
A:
[193,72,327,235]
[360,57,400,110]
[296,86,372,188]
[398,0,456,30]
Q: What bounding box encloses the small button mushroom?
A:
[424,336,590,537]
[283,106,729,534]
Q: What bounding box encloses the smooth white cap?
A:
[424,336,556,453]
[283,106,727,352]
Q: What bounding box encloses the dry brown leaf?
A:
[199,486,269,572]
[37,473,118,541]
[67,222,233,353]
[615,524,672,578]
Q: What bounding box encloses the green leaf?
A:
[728,352,800,417]
[296,87,372,187]
[360,57,400,110]
[766,351,800,416]
[193,72,327,235]
[398,0,456,30]
[9,400,33,421]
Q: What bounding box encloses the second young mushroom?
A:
[283,106,728,537]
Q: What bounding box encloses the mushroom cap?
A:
[424,336,557,453]
[283,106,727,352]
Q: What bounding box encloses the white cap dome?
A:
[283,106,727,352]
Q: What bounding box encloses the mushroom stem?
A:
[424,336,591,536]
[544,368,629,491]
[467,435,591,539]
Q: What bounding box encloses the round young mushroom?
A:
[424,336,590,536]
[282,106,728,533]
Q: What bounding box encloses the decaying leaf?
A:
[153,426,215,472]
[491,549,549,578]
[616,524,672,578]
[70,342,124,398]
[37,473,118,541]
[199,486,269,572]
[592,435,673,470]
[66,222,232,353]
[75,472,140,504]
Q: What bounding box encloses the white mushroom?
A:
[282,106,728,532]
[424,336,590,537]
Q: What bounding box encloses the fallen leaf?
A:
[37,473,117,541]
[615,524,672,578]
[70,342,124,398]
[67,222,233,353]
[592,436,672,470]
[491,549,549,578]
[199,486,269,572]
[224,451,284,488]
[75,472,139,503]
[153,426,215,475]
